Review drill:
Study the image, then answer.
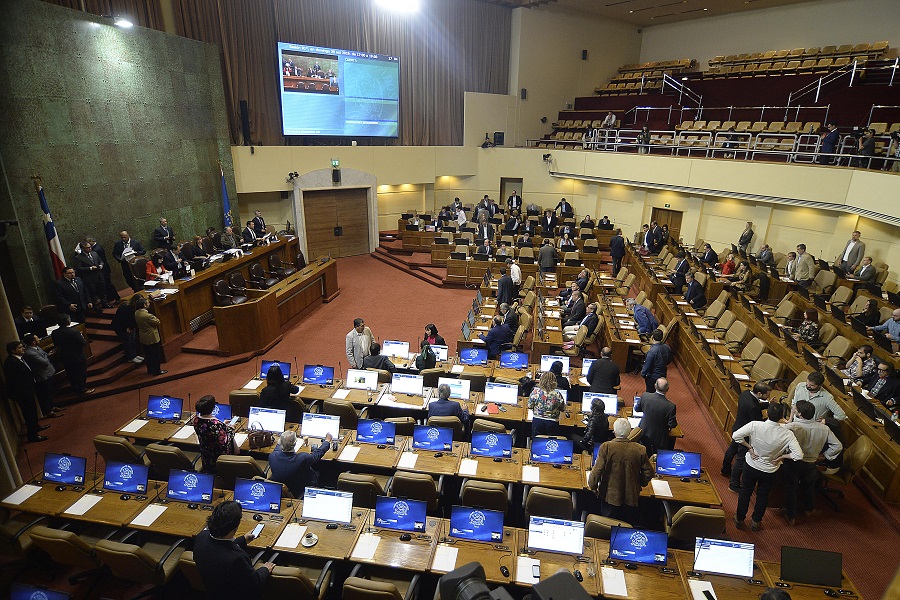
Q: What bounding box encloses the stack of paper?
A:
[274,523,307,548]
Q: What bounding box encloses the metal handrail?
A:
[867,104,900,126]
[787,61,857,106]
[661,73,702,109]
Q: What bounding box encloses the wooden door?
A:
[650,208,683,244]
[303,188,370,258]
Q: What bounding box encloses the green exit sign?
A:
[664,203,671,208]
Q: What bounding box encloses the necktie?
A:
[872,377,886,397]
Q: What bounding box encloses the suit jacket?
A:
[517,237,534,248]
[538,244,557,269]
[732,390,768,433]
[252,215,267,236]
[496,274,515,306]
[684,280,707,309]
[15,315,48,339]
[632,305,659,334]
[475,244,493,257]
[641,343,671,380]
[221,233,239,249]
[738,228,754,247]
[362,354,396,373]
[504,218,521,233]
[650,227,664,252]
[4,355,35,401]
[501,310,518,333]
[609,235,625,259]
[586,357,620,394]
[638,392,677,451]
[564,298,586,326]
[574,311,598,334]
[153,226,175,248]
[242,227,258,243]
[757,248,774,265]
[24,345,55,381]
[51,325,87,363]
[863,372,900,402]
[855,264,876,282]
[479,323,513,358]
[478,225,495,241]
[542,215,558,232]
[162,250,184,273]
[193,530,269,600]
[522,221,537,236]
[55,277,89,312]
[700,249,718,266]
[112,238,146,262]
[73,251,103,284]
[555,201,572,215]
[785,260,797,280]
[135,308,161,345]
[795,253,815,281]
[588,439,653,508]
[838,240,865,270]
[507,195,522,212]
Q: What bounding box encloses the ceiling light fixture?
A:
[113,16,133,28]
[374,0,420,12]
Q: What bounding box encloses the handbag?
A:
[248,422,274,449]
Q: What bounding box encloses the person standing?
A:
[190,395,238,473]
[588,418,653,524]
[637,378,677,455]
[345,318,374,369]
[86,236,119,304]
[609,228,625,276]
[153,217,175,249]
[134,296,166,376]
[783,400,842,525]
[794,244,815,288]
[507,190,522,213]
[22,333,63,419]
[586,347,620,394]
[722,383,770,492]
[836,230,865,274]
[528,371,565,437]
[817,123,839,165]
[112,231,146,292]
[252,210,267,237]
[538,238,558,273]
[640,329,671,393]
[111,296,143,364]
[51,314,92,396]
[496,267,514,306]
[507,258,522,293]
[269,430,332,497]
[738,222,754,253]
[732,402,802,531]
[55,267,92,323]
[4,341,49,442]
[73,241,109,309]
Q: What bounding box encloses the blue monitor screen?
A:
[610,527,668,565]
[103,461,149,493]
[211,403,232,421]
[656,450,702,478]
[592,443,600,466]
[530,438,573,464]
[147,395,183,420]
[166,470,214,504]
[261,360,291,379]
[10,583,71,600]
[43,453,86,485]
[412,426,453,451]
[459,347,488,366]
[449,506,504,542]
[499,351,529,369]
[470,432,512,457]
[374,496,426,532]
[302,364,334,385]
[234,478,282,513]
[357,419,396,444]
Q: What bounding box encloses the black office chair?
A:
[249,262,279,289]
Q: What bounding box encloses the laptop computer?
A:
[825,367,848,393]
[693,538,755,578]
[391,373,424,396]
[813,294,827,310]
[374,496,426,532]
[499,351,529,369]
[530,438,573,464]
[356,419,396,445]
[437,377,471,400]
[483,382,519,405]
[234,478,282,513]
[449,506,504,543]
[167,469,214,504]
[540,355,570,374]
[872,330,893,352]
[656,449,702,478]
[527,516,584,555]
[146,395,183,420]
[609,526,668,565]
[411,425,453,451]
[780,546,842,587]
[470,431,513,457]
[103,461,149,494]
[10,583,71,600]
[302,365,334,385]
[43,453,86,485]
[260,360,291,379]
[832,265,847,278]
[248,406,287,433]
[382,340,410,358]
[300,413,340,439]
[581,392,618,415]
[346,368,379,391]
[302,487,354,524]
[459,347,488,366]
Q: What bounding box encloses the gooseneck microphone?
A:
[23,447,37,483]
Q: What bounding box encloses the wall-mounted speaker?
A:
[520,88,527,100]
[332,168,341,184]
[280,191,290,199]
[581,49,588,60]
[493,132,505,146]
[239,100,251,146]
[334,227,343,237]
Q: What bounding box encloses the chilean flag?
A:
[38,185,67,278]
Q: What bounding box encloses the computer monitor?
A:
[767,318,781,337]
[234,478,282,513]
[210,403,232,421]
[656,449,702,478]
[459,347,488,366]
[469,432,513,457]
[146,395,183,420]
[166,469,214,504]
[260,359,291,379]
[248,406,287,433]
[693,538,755,578]
[302,364,334,385]
[582,358,595,374]
[609,526,668,565]
[374,496,426,532]
[476,289,484,304]
[499,351,529,369]
[849,317,868,336]
[346,368,379,391]
[483,382,519,405]
[437,377,471,400]
[302,487,354,524]
[431,345,449,361]
[852,389,878,421]
[555,388,568,404]
[391,373,424,396]
[530,438,573,464]
[382,340,410,358]
[103,461,149,494]
[784,334,799,353]
[42,453,86,485]
[802,347,819,368]
[780,546,842,587]
[300,413,340,439]
[830,304,847,322]
[527,517,585,555]
[411,425,453,451]
[540,355,570,374]
[878,409,900,444]
[582,392,618,415]
[632,395,644,417]
[10,583,71,600]
[449,506,504,542]
[467,310,476,327]
[462,321,472,340]
[356,419,396,444]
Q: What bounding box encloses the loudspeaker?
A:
[332,168,341,184]
[239,100,251,146]
[493,132,505,146]
[334,227,343,237]
[520,88,527,100]
[280,191,290,199]
[582,49,588,60]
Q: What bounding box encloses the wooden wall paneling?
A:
[304,188,370,258]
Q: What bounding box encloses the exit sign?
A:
[664,203,671,208]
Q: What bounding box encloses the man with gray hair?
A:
[588,418,653,523]
[267,429,332,497]
[427,383,469,421]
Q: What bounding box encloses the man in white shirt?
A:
[783,400,842,525]
[732,402,802,531]
[506,258,522,290]
[837,230,865,273]
[345,318,375,369]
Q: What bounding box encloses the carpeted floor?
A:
[9,253,900,599]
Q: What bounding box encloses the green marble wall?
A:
[0,0,236,305]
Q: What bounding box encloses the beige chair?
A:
[772,300,799,324]
[93,435,149,468]
[616,274,635,296]
[723,321,751,352]
[94,533,188,600]
[366,368,393,385]
[263,560,335,600]
[385,416,416,437]
[228,389,259,418]
[419,368,443,389]
[144,443,199,481]
[336,473,388,509]
[820,435,874,510]
[388,471,442,515]
[584,514,632,539]
[663,504,726,549]
[0,507,46,566]
[562,325,590,358]
[427,415,465,441]
[524,486,574,520]
[748,354,786,384]
[828,285,853,308]
[712,309,736,333]
[343,564,421,600]
[782,370,812,401]
[815,322,838,349]
[809,269,837,296]
[738,338,767,368]
[323,399,368,430]
[459,479,512,516]
[177,550,205,593]
[822,336,853,368]
[28,525,111,590]
[472,419,506,433]
[215,455,269,490]
[702,300,726,325]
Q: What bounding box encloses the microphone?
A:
[256,356,261,379]
[23,447,37,483]
[603,525,621,565]
[215,474,225,499]
[91,450,101,491]
[187,392,191,422]
[338,361,343,384]
[137,385,143,419]
[294,356,299,378]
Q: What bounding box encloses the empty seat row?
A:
[675,120,821,134]
[705,57,856,78]
[595,80,662,96]
[709,42,888,68]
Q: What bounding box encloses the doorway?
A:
[303,188,370,258]
[650,208,683,244]
[500,178,523,208]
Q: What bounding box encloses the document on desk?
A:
[579,376,589,386]
[398,452,419,469]
[522,465,541,483]
[131,504,168,527]
[695,324,710,330]
[516,557,541,585]
[120,419,149,433]
[689,579,718,600]
[339,446,361,462]
[459,458,478,476]
[234,433,249,448]
[717,355,734,361]
[601,566,628,597]
[63,494,104,516]
[3,484,41,505]
[332,388,351,400]
[171,424,195,440]
[351,533,381,560]
[451,364,465,374]
[274,523,307,549]
[628,417,641,429]
[527,409,534,421]
[432,545,459,572]
[650,479,673,497]
[244,379,264,390]
[685,312,699,317]
[545,326,560,331]
[734,373,750,381]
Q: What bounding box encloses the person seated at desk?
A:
[193,501,274,599]
[522,219,538,237]
[756,244,775,266]
[564,300,596,340]
[668,251,690,293]
[259,363,304,423]
[517,232,534,248]
[626,298,659,336]
[423,323,446,347]
[588,418,653,524]
[557,232,576,250]
[362,342,396,373]
[573,395,613,451]
[529,371,565,437]
[268,429,332,498]
[242,220,262,245]
[414,340,436,371]
[600,215,612,227]
[498,303,518,332]
[162,244,187,275]
[858,299,882,328]
[729,261,752,291]
[791,371,846,422]
[720,253,736,276]
[503,212,521,234]
[842,345,876,381]
[220,226,240,249]
[853,256,876,282]
[581,215,596,229]
[477,315,513,359]
[683,271,707,310]
[475,238,494,258]
[185,235,209,260]
[794,309,820,345]
[495,243,511,259]
[586,347,620,394]
[870,308,900,342]
[562,289,586,327]
[190,394,238,473]
[145,253,168,281]
[15,305,47,339]
[863,362,900,410]
[549,360,570,393]
[428,383,469,421]
[476,217,494,244]
[559,223,576,239]
[699,243,718,267]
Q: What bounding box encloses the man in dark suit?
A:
[496,267,515,306]
[863,362,900,408]
[522,220,537,237]
[242,220,260,244]
[683,271,707,309]
[15,306,48,339]
[477,219,494,244]
[699,243,718,267]
[85,236,118,304]
[55,267,91,323]
[153,217,175,249]
[722,383,770,490]
[361,342,396,373]
[252,210,267,237]
[507,190,522,213]
[113,230,146,292]
[649,221,664,254]
[756,244,775,266]
[563,289,586,326]
[609,229,626,275]
[555,198,573,215]
[517,232,534,248]
[542,210,558,234]
[669,251,691,293]
[586,347,620,394]
[565,300,597,340]
[4,340,48,442]
[162,245,186,275]
[854,257,876,282]
[640,328,671,393]
[503,214,521,234]
[637,378,677,455]
[478,316,513,359]
[51,314,92,396]
[475,239,493,258]
[23,333,63,419]
[498,302,518,333]
[73,240,109,309]
[487,198,500,218]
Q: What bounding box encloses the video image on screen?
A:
[282,51,340,94]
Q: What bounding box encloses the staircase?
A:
[371,232,459,287]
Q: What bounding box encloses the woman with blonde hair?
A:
[528,371,565,437]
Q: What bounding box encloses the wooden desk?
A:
[1,479,92,517]
[58,485,165,527]
[165,417,247,448]
[296,381,346,403]
[269,505,369,560]
[127,491,233,536]
[337,439,406,470]
[239,498,296,549]
[640,470,722,507]
[759,561,861,599]
[115,416,188,443]
[593,539,686,600]
[673,551,772,600]
[401,230,437,252]
[460,452,523,484]
[350,517,440,572]
[429,521,519,585]
[516,535,602,596]
[522,456,585,491]
[398,442,466,477]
